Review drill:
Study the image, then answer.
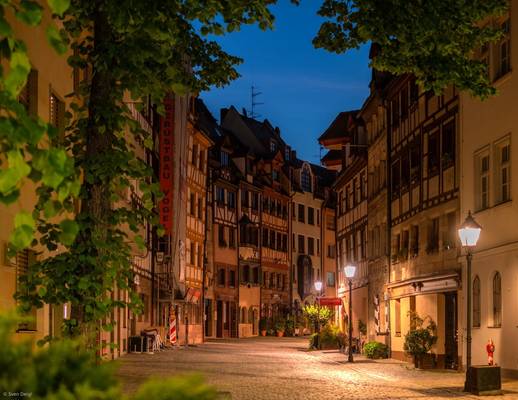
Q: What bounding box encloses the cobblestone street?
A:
[117,337,518,400]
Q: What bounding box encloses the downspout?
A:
[201,163,211,343]
[385,98,393,358]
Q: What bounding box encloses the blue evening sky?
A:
[201,2,371,164]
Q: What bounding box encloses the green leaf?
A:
[38,287,47,297]
[4,50,31,96]
[46,25,68,55]
[0,150,31,195]
[10,211,35,249]
[47,0,70,17]
[134,235,145,250]
[58,219,79,246]
[15,0,43,26]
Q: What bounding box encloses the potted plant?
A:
[259,318,268,336]
[274,319,285,337]
[404,312,438,368]
[284,316,295,337]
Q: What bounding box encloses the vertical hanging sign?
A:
[159,94,174,234]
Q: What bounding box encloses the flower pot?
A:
[260,330,267,337]
[276,331,284,337]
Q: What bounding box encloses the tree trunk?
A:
[71,5,117,352]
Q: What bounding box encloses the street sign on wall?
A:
[318,297,342,306]
[159,95,174,234]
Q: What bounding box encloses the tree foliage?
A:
[0,312,216,400]
[303,304,333,327]
[0,0,280,341]
[313,0,509,98]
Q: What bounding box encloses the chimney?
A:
[274,127,280,136]
[242,108,247,117]
[291,150,297,160]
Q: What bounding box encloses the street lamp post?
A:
[344,264,356,363]
[458,211,482,392]
[314,280,323,350]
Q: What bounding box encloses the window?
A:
[285,146,291,161]
[216,186,225,205]
[410,143,420,184]
[252,267,259,284]
[270,230,276,249]
[327,245,336,258]
[192,143,198,166]
[301,165,312,192]
[272,169,279,182]
[298,204,305,223]
[496,18,511,79]
[229,228,236,248]
[229,270,236,288]
[198,243,203,268]
[473,276,481,328]
[495,139,511,204]
[492,272,502,327]
[197,197,203,219]
[282,234,288,252]
[401,152,410,190]
[262,228,268,247]
[317,239,320,256]
[190,242,196,265]
[298,235,305,254]
[199,149,205,171]
[428,131,440,175]
[410,225,419,257]
[395,299,401,336]
[19,69,38,115]
[427,217,439,253]
[190,193,196,216]
[15,249,37,331]
[360,171,367,199]
[218,268,226,286]
[263,272,268,288]
[242,265,250,283]
[49,92,65,133]
[252,193,259,210]
[270,140,277,153]
[218,225,226,247]
[308,207,314,225]
[277,232,282,251]
[442,121,455,168]
[327,272,335,287]
[220,151,229,166]
[308,237,315,256]
[391,160,400,194]
[317,210,320,226]
[228,191,236,209]
[475,150,490,210]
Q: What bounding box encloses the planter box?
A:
[466,366,502,396]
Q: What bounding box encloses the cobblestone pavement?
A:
[117,337,518,400]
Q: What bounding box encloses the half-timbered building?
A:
[387,75,460,369]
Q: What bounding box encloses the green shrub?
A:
[274,318,285,332]
[259,318,267,331]
[284,316,295,336]
[0,312,217,400]
[309,325,343,349]
[364,341,389,359]
[404,312,438,367]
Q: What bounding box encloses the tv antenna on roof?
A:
[247,85,264,120]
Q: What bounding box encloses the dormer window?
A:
[301,164,312,192]
[220,150,229,166]
[285,146,291,161]
[272,169,280,182]
[270,140,277,153]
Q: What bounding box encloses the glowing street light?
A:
[344,264,356,363]
[458,211,481,392]
[313,280,323,349]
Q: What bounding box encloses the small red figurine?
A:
[486,339,495,366]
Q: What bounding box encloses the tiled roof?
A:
[318,110,359,143]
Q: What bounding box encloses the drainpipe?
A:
[201,163,211,342]
[385,98,393,358]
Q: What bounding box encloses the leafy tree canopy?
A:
[313,0,509,98]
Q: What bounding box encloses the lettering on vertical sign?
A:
[159,95,174,234]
